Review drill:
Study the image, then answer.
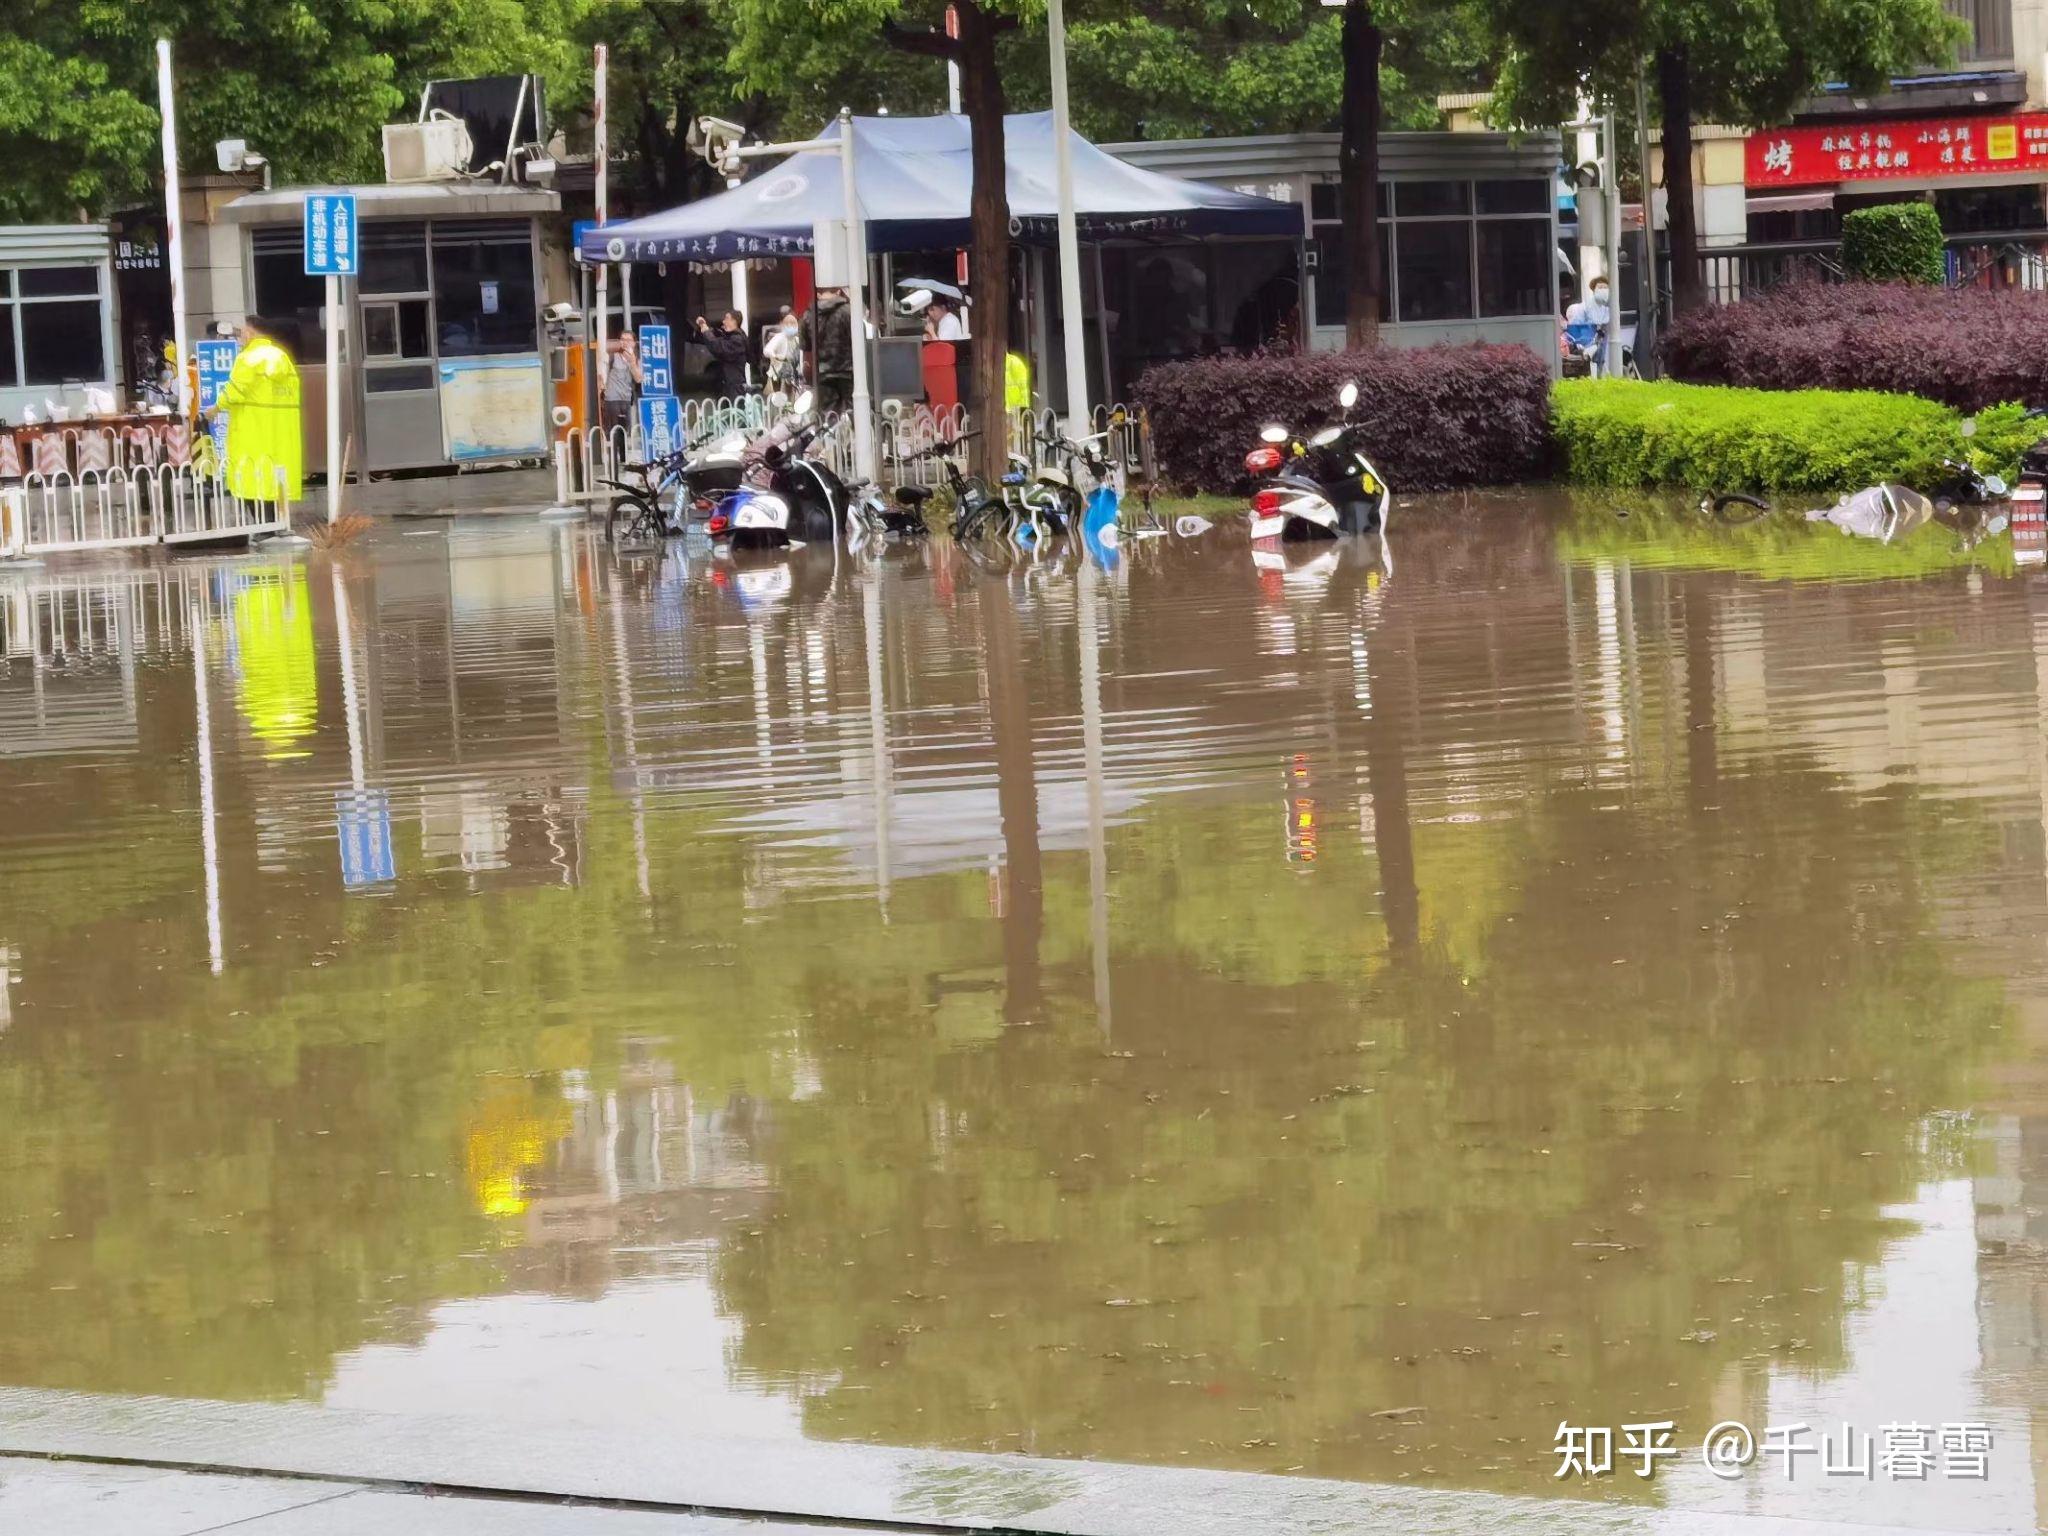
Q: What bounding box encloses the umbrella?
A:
[897,277,965,301]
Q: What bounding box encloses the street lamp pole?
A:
[1047,0,1090,437]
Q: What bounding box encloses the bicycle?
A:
[601,448,687,546]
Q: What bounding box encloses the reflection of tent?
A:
[581,112,1300,264]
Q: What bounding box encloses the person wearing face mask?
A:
[1583,277,1614,376]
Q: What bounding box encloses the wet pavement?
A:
[0,494,2043,1533]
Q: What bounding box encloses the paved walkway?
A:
[0,1389,2000,1536]
[0,1456,846,1536]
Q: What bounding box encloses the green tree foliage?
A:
[1481,0,1960,313]
[0,1,582,224]
[730,0,1020,479]
[1058,3,1482,142]
[1840,200,1947,285]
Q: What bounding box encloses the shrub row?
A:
[1550,378,2008,493]
[1132,343,1551,494]
[1840,202,1945,285]
[1661,281,2048,412]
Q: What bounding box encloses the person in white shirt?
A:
[924,296,968,343]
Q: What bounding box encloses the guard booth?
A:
[219,182,560,474]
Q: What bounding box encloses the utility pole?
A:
[592,43,610,433]
[156,41,192,418]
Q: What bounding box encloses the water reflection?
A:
[0,508,2043,1528]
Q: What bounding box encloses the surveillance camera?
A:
[550,405,573,429]
[695,115,746,146]
[216,138,265,174]
[545,300,580,323]
[897,289,933,317]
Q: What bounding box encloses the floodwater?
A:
[0,496,2044,1532]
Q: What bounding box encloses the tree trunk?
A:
[957,0,1011,482]
[1340,0,1384,350]
[1658,47,1703,317]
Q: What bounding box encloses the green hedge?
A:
[1551,379,2028,492]
[1840,201,1946,284]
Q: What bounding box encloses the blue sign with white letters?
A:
[638,395,684,461]
[572,219,598,265]
[195,339,238,458]
[336,788,396,888]
[637,324,674,398]
[304,193,359,277]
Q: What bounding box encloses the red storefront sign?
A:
[1744,112,2048,187]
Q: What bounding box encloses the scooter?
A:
[708,391,889,550]
[1242,381,1392,541]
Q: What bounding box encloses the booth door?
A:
[356,225,444,472]
[360,297,444,471]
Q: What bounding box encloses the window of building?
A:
[1308,182,1390,327]
[249,228,327,361]
[1396,219,1474,322]
[0,263,109,388]
[360,223,429,294]
[432,222,537,357]
[1309,176,1552,327]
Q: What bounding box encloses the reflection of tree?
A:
[712,756,2008,1493]
[981,577,1043,1023]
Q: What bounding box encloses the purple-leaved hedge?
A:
[1132,343,1552,494]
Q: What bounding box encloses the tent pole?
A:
[840,109,879,485]
[1047,0,1090,437]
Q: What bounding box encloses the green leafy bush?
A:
[1840,202,1946,284]
[1551,379,1989,492]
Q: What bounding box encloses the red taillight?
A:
[708,513,729,534]
[1244,446,1283,474]
[1253,489,1282,515]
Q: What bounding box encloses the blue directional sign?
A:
[572,219,598,265]
[637,323,674,398]
[336,788,396,888]
[638,395,684,461]
[304,193,359,277]
[195,339,238,458]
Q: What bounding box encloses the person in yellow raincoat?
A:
[214,318,303,505]
[1005,350,1032,413]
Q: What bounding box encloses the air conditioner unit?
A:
[382,118,473,183]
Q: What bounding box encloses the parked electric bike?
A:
[707,393,889,550]
[1241,381,1392,541]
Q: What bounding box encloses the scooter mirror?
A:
[1310,425,1342,448]
[1960,417,1978,438]
[1259,425,1289,444]
[792,389,816,415]
[1339,381,1359,410]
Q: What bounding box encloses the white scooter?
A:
[1242,381,1392,542]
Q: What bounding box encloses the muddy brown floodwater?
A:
[0,494,2043,1532]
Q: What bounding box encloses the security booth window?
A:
[431,221,537,357]
[249,227,326,361]
[0,264,109,387]
[359,222,430,294]
[1309,176,1553,327]
[1308,180,1391,327]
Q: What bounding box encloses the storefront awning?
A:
[580,112,1302,264]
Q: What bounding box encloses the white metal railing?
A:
[1,459,290,560]
[551,398,1138,506]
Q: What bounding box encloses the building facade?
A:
[1104,131,1564,377]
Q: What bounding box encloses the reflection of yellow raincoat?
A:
[219,334,303,504]
[231,571,318,758]
[1005,351,1032,412]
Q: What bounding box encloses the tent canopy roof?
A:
[580,112,1300,265]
